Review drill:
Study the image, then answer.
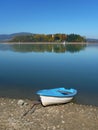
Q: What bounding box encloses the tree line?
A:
[10,33,86,42]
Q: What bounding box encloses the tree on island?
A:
[66,34,86,42]
[10,33,86,42]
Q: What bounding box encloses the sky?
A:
[0,0,98,38]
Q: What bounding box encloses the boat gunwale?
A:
[37,88,77,97]
[38,92,77,97]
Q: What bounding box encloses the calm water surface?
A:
[0,43,98,106]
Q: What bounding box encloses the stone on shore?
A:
[0,98,98,130]
[17,99,25,106]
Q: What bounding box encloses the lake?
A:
[0,43,98,106]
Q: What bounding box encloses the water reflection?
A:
[0,43,86,53]
[0,43,98,106]
[0,44,12,51]
[66,44,86,52]
[13,44,86,53]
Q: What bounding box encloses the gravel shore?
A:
[0,98,98,130]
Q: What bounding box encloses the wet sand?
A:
[0,98,98,130]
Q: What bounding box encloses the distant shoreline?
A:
[0,41,98,44]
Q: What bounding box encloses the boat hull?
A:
[40,95,73,106]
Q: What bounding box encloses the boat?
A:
[63,41,66,45]
[36,87,77,106]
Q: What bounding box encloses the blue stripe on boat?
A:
[37,87,77,97]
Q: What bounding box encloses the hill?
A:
[86,38,98,43]
[0,32,33,42]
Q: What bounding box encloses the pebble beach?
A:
[0,98,98,130]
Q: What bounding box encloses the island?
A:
[10,33,86,42]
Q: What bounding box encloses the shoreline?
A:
[0,97,98,130]
[0,41,98,44]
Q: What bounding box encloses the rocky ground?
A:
[0,98,98,130]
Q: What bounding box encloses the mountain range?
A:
[0,32,33,42]
[86,38,98,42]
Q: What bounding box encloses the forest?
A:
[10,33,86,42]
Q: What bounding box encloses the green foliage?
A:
[66,34,85,42]
[10,33,86,42]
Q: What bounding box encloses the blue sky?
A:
[0,0,98,38]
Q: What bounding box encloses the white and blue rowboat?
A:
[37,87,77,106]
